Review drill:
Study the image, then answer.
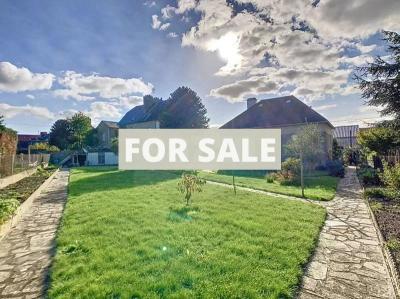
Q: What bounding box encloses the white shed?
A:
[87,152,118,166]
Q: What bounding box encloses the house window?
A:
[98,152,105,165]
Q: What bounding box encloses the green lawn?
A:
[199,171,339,201]
[48,167,326,299]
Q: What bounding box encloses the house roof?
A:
[118,100,166,127]
[99,121,119,129]
[221,95,333,129]
[333,125,359,138]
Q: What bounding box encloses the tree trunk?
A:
[300,152,305,198]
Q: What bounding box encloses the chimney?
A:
[247,97,257,110]
[143,95,158,112]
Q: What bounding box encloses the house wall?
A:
[97,123,118,148]
[87,152,118,166]
[280,123,333,163]
[125,120,160,129]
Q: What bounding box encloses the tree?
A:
[357,127,399,155]
[30,142,60,153]
[177,171,206,205]
[0,115,5,131]
[286,124,323,197]
[49,119,73,150]
[332,138,342,161]
[110,137,118,154]
[355,31,400,127]
[70,112,93,149]
[160,87,209,128]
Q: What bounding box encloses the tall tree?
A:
[49,119,73,150]
[70,112,93,149]
[0,115,5,131]
[355,31,400,127]
[160,87,209,128]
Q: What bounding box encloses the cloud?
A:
[152,15,161,29]
[313,104,337,112]
[161,0,398,103]
[26,94,35,99]
[210,76,279,102]
[117,96,142,108]
[54,71,153,101]
[167,32,178,38]
[0,103,55,120]
[161,5,176,19]
[86,102,122,125]
[159,23,171,31]
[0,61,54,93]
[53,89,95,101]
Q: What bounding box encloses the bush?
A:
[380,162,400,190]
[357,166,381,186]
[275,158,300,184]
[265,173,276,183]
[315,164,327,171]
[364,187,400,201]
[343,147,361,166]
[326,160,345,178]
[0,198,19,224]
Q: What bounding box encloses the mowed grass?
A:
[48,167,326,299]
[199,171,339,201]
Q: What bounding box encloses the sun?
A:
[207,32,242,72]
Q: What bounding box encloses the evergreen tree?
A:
[160,87,209,128]
[355,31,400,127]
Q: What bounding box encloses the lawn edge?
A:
[203,177,334,202]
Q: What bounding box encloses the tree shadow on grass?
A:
[167,206,201,222]
[68,168,179,196]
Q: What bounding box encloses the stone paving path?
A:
[0,169,69,299]
[299,167,396,299]
[207,168,397,298]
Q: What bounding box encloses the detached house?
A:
[96,96,165,149]
[221,95,334,163]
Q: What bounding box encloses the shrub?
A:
[326,160,345,178]
[380,162,400,190]
[357,166,381,186]
[315,164,327,171]
[387,238,400,252]
[364,187,400,201]
[343,147,361,166]
[265,173,276,183]
[275,158,301,184]
[0,198,19,224]
[178,171,206,205]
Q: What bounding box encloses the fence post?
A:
[11,154,15,175]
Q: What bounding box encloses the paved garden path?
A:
[299,167,396,299]
[0,169,69,299]
[208,168,397,298]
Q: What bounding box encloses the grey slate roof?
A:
[333,125,359,138]
[118,100,166,127]
[221,95,333,129]
[100,121,119,128]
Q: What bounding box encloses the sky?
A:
[0,0,399,134]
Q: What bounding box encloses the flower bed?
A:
[0,166,56,224]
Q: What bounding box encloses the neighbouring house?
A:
[17,132,49,153]
[97,121,119,148]
[221,95,334,163]
[96,96,165,150]
[333,125,359,148]
[118,96,165,129]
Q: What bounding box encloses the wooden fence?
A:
[381,148,400,165]
[0,153,50,178]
